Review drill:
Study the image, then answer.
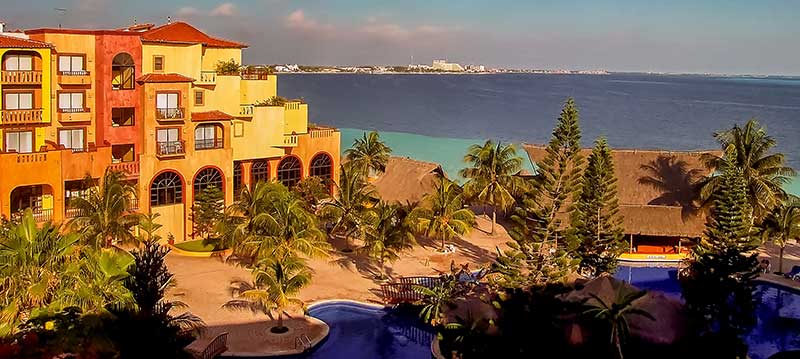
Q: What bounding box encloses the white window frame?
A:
[58,128,85,152]
[58,55,85,73]
[3,55,33,71]
[4,131,34,153]
[58,92,85,111]
[4,92,34,110]
[156,93,179,110]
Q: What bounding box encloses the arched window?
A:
[310,153,333,179]
[233,161,243,196]
[277,156,302,188]
[150,171,183,206]
[112,53,135,90]
[251,160,268,185]
[193,167,223,196]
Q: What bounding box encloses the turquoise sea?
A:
[281,73,800,196]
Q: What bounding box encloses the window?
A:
[3,55,33,71]
[112,107,135,127]
[251,160,268,185]
[156,128,183,156]
[277,156,302,188]
[111,53,134,90]
[150,171,183,206]
[233,161,243,196]
[195,124,222,150]
[58,128,85,152]
[194,90,204,106]
[153,55,164,72]
[4,92,33,110]
[193,167,223,196]
[58,92,85,112]
[156,92,182,119]
[111,144,135,163]
[4,131,33,153]
[58,55,86,75]
[310,153,333,179]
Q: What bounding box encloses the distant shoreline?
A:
[277,71,800,79]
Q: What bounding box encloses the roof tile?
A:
[141,22,247,48]
[0,34,52,49]
[136,73,196,83]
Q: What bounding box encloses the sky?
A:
[4,0,800,75]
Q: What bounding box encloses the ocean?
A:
[279,73,800,195]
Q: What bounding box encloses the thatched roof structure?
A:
[523,145,721,238]
[372,157,444,204]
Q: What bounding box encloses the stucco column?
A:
[241,161,253,190]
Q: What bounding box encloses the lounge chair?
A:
[783,266,800,280]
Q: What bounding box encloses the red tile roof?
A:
[141,22,247,48]
[192,110,234,122]
[0,34,52,48]
[136,73,196,83]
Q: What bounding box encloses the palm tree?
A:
[410,177,476,251]
[68,169,140,248]
[700,119,796,221]
[224,255,311,333]
[760,198,800,274]
[582,289,655,359]
[460,140,526,235]
[322,166,375,252]
[360,201,416,279]
[63,248,135,311]
[344,131,392,178]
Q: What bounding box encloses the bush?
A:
[215,58,241,75]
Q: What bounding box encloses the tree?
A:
[63,249,135,312]
[410,177,476,251]
[570,138,625,277]
[344,131,392,178]
[682,154,759,342]
[292,176,332,211]
[699,119,796,222]
[67,169,139,248]
[225,255,311,333]
[191,185,224,241]
[759,198,800,274]
[360,201,416,279]
[215,58,240,75]
[460,140,526,235]
[322,166,375,252]
[582,289,655,359]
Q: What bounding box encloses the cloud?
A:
[358,18,460,42]
[285,9,333,32]
[176,6,201,16]
[210,3,236,16]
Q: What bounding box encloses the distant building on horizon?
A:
[432,59,464,72]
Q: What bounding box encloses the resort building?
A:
[0,21,339,241]
[524,145,718,261]
[432,60,464,72]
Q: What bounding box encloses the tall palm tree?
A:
[760,198,800,274]
[68,169,140,248]
[224,255,311,333]
[361,201,416,279]
[700,119,796,221]
[322,166,375,252]
[460,140,526,235]
[410,177,476,251]
[344,131,392,178]
[582,289,655,359]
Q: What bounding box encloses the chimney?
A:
[167,16,171,24]
[0,22,5,33]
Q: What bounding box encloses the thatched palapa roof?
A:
[372,157,444,204]
[524,145,721,238]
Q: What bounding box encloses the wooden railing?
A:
[108,161,140,177]
[157,141,185,156]
[156,107,185,120]
[1,109,44,124]
[282,134,298,147]
[198,71,216,84]
[239,104,254,116]
[1,70,42,84]
[399,276,444,287]
[190,332,228,359]
[195,138,224,150]
[380,283,425,304]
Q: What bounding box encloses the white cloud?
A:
[176,6,201,16]
[285,9,333,32]
[358,18,459,42]
[210,2,236,16]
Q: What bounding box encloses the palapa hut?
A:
[372,157,444,204]
[523,144,720,261]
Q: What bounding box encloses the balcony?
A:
[156,107,185,120]
[58,70,91,85]
[239,104,254,117]
[156,140,185,157]
[310,126,336,139]
[108,161,140,178]
[198,71,216,85]
[57,107,92,123]
[195,138,224,151]
[1,109,44,125]
[1,70,42,84]
[11,208,53,223]
[281,134,298,147]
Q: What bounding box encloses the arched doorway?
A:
[150,171,183,206]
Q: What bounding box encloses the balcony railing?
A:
[58,70,90,76]
[156,140,185,157]
[310,127,336,139]
[65,207,84,219]
[128,198,139,211]
[156,107,185,120]
[12,208,53,222]
[195,138,224,150]
[108,161,140,177]
[58,107,89,114]
[282,134,298,147]
[1,70,42,84]
[198,71,217,84]
[240,69,272,80]
[239,104,254,117]
[1,109,44,124]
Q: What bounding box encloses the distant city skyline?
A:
[5,0,800,75]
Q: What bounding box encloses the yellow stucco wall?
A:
[200,48,241,71]
[240,75,277,105]
[209,75,241,116]
[284,102,308,134]
[142,43,202,80]
[0,47,53,120]
[231,106,285,161]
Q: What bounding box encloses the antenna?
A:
[54,8,67,28]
